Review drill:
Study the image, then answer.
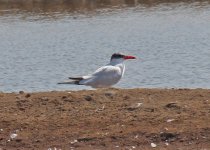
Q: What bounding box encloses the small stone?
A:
[160,132,177,141]
[15,138,22,142]
[151,143,157,148]
[104,91,115,97]
[25,93,31,98]
[165,102,180,109]
[84,95,92,101]
[19,91,24,94]
[62,96,67,99]
[16,96,21,100]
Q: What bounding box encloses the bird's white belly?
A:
[79,64,125,88]
[93,75,121,88]
[83,73,121,88]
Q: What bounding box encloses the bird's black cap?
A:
[111,53,124,60]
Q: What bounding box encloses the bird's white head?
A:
[110,53,136,64]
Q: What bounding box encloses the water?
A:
[0,1,210,92]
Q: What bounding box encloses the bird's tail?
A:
[57,80,80,85]
[58,77,83,85]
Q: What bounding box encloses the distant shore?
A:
[0,88,210,149]
[0,0,208,14]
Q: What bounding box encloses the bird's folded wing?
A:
[91,66,121,76]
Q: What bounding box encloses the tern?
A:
[58,53,136,88]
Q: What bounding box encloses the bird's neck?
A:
[109,58,125,76]
[109,58,124,66]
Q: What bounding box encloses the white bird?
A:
[58,53,136,88]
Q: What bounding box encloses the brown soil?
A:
[0,88,210,150]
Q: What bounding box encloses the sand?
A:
[0,88,210,150]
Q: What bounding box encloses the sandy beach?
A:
[0,88,210,149]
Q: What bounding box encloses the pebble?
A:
[151,143,157,148]
[25,93,31,98]
[19,91,24,94]
[84,95,92,101]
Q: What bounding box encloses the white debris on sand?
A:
[70,139,78,144]
[151,142,157,148]
[95,105,105,112]
[127,102,143,111]
[166,119,175,123]
[131,146,136,149]
[10,133,18,139]
[48,148,61,150]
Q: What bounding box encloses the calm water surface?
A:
[0,2,210,92]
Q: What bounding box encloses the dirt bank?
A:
[0,88,210,150]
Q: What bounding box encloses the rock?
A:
[15,138,22,142]
[84,95,92,101]
[144,108,155,112]
[104,91,116,97]
[19,91,24,94]
[77,137,95,142]
[165,102,180,109]
[25,93,31,98]
[62,96,67,99]
[160,132,178,141]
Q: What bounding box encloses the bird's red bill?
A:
[124,55,136,60]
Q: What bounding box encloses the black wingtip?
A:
[69,77,83,80]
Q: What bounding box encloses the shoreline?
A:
[1,87,210,95]
[0,0,208,14]
[0,88,210,149]
[1,87,210,93]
